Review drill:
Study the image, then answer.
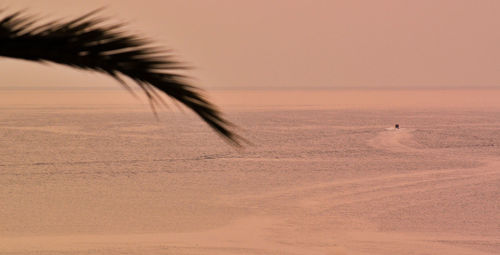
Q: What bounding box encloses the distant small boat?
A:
[395,124,399,129]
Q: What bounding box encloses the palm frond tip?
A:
[0,10,242,146]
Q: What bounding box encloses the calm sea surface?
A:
[0,89,499,254]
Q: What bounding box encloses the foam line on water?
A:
[368,128,421,153]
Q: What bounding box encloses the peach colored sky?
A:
[1,0,500,89]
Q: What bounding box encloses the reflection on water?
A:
[0,89,499,254]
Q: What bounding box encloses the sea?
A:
[0,89,499,254]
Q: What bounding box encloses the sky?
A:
[1,0,499,90]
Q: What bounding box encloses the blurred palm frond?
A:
[0,10,242,146]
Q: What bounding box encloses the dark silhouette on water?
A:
[395,124,399,129]
[0,9,242,145]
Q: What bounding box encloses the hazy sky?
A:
[1,0,499,89]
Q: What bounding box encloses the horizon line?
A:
[1,85,500,91]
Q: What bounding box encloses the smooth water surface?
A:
[1,89,499,254]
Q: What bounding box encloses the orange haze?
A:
[0,0,499,90]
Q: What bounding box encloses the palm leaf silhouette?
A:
[0,10,242,145]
